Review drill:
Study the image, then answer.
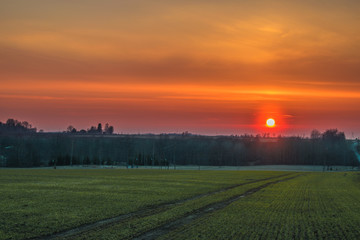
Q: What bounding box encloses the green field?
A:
[0,169,360,239]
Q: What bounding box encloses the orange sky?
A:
[1,0,360,136]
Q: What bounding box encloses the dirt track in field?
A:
[32,173,294,240]
[133,174,301,240]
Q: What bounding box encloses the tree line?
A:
[0,119,358,168]
[0,119,37,133]
[66,123,114,135]
[0,119,114,135]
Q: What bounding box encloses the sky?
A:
[1,0,360,136]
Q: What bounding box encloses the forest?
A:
[0,119,358,168]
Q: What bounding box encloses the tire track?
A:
[32,173,293,240]
[133,174,302,240]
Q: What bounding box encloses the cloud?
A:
[1,45,360,93]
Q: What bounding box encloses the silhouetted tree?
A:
[107,126,114,134]
[97,123,102,134]
[67,125,77,133]
[0,119,36,133]
[6,119,16,128]
[104,123,114,134]
[322,129,345,142]
[87,126,97,134]
[311,129,321,139]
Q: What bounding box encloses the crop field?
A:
[1,169,360,240]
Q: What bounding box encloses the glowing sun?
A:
[266,118,275,128]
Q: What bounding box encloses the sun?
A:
[266,118,275,128]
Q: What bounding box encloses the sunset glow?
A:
[1,1,360,136]
[266,118,275,128]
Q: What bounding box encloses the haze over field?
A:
[1,0,360,136]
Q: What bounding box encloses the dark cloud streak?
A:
[1,46,360,92]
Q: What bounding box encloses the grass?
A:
[68,173,297,240]
[0,169,285,240]
[161,172,360,239]
[3,169,360,240]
